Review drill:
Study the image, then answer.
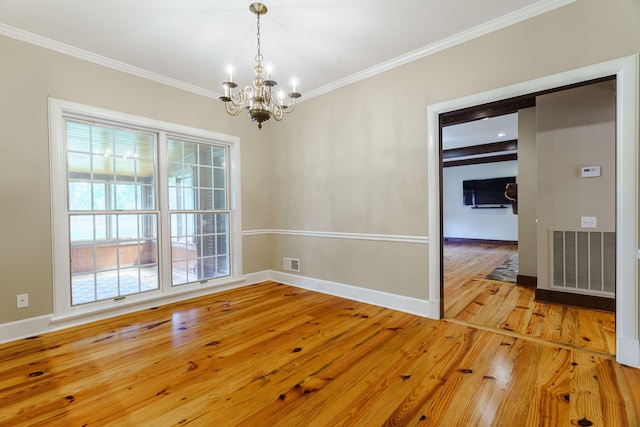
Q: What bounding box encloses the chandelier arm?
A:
[224,102,243,116]
[228,88,247,107]
[271,101,284,121]
[284,101,296,114]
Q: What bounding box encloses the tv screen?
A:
[463,176,515,206]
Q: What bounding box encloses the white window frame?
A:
[49,98,243,320]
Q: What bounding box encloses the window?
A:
[167,138,230,285]
[49,99,242,318]
[66,121,159,305]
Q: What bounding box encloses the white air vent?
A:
[550,230,615,296]
[283,257,300,272]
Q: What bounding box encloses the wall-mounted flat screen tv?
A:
[463,176,516,206]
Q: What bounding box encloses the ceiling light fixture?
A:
[219,3,301,129]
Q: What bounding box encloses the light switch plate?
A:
[581,166,601,177]
[581,216,597,228]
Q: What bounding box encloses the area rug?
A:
[485,254,518,283]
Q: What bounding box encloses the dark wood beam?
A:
[443,153,517,168]
[440,75,615,127]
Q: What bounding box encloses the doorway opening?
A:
[426,55,639,368]
[441,78,617,355]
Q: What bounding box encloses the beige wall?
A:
[535,81,616,290]
[269,0,639,301]
[0,0,639,329]
[517,107,538,277]
[0,36,269,324]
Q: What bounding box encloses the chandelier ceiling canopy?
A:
[219,3,301,129]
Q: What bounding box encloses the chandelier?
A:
[219,3,301,129]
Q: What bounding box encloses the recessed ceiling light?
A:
[498,132,506,138]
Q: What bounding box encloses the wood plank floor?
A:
[443,241,616,356]
[1,281,638,426]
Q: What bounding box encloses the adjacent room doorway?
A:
[426,55,639,367]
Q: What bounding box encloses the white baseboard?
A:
[7,270,636,369]
[0,271,439,345]
[0,314,55,344]
[269,270,437,319]
[0,277,251,344]
[617,335,640,369]
[243,270,272,285]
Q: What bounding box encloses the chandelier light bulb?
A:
[218,3,301,129]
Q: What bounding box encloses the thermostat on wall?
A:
[581,166,601,177]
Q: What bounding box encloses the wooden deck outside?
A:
[1,281,638,426]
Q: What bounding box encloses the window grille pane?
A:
[217,234,228,255]
[67,122,91,152]
[214,189,227,210]
[91,154,108,174]
[214,167,226,189]
[216,213,228,233]
[212,146,226,167]
[200,166,214,190]
[198,144,213,167]
[115,184,137,210]
[183,141,197,165]
[93,184,106,210]
[68,182,92,211]
[94,215,107,240]
[200,188,214,210]
[96,271,119,300]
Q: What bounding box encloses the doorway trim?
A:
[426,55,639,368]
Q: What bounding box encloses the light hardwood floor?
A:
[1,281,639,426]
[443,241,616,356]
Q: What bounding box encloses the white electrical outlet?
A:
[581,216,597,228]
[17,293,29,308]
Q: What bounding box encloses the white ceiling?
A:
[442,113,519,150]
[0,0,572,99]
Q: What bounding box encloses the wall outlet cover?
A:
[17,293,29,308]
[581,216,597,228]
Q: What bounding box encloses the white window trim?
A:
[48,98,243,321]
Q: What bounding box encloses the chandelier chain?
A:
[256,11,262,63]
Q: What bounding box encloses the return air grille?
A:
[550,230,615,296]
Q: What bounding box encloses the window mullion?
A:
[157,131,172,293]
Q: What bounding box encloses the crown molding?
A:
[0,0,575,102]
[303,0,576,100]
[0,23,222,100]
